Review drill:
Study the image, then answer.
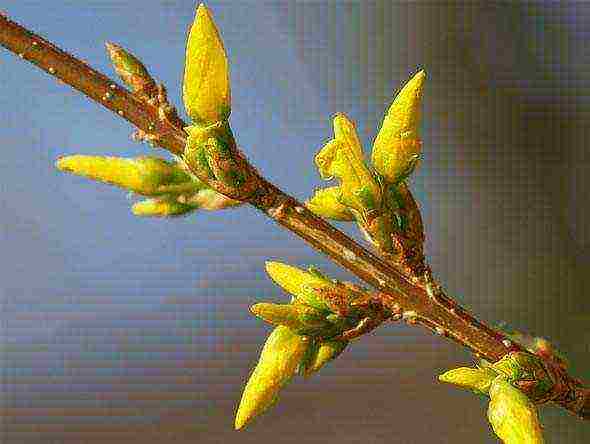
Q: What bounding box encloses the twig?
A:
[0,12,587,420]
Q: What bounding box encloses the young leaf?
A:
[487,377,545,444]
[371,70,425,184]
[438,366,499,395]
[183,3,231,125]
[305,186,355,221]
[235,325,310,430]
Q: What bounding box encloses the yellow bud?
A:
[234,325,309,430]
[488,378,545,444]
[305,187,355,221]
[301,339,348,377]
[264,261,334,311]
[183,3,231,125]
[332,113,363,159]
[55,155,194,196]
[371,70,425,184]
[314,113,381,214]
[438,366,498,395]
[131,197,196,217]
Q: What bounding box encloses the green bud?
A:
[234,325,310,430]
[438,366,499,395]
[105,42,156,94]
[487,377,545,444]
[184,122,259,200]
[491,352,554,403]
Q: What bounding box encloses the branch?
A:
[0,12,587,420]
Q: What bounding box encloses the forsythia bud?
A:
[300,339,348,377]
[491,352,554,403]
[183,3,231,125]
[105,42,156,94]
[235,325,310,430]
[438,366,499,395]
[264,261,334,312]
[305,186,355,221]
[250,302,336,336]
[55,155,195,196]
[371,70,425,184]
[487,378,545,444]
[131,197,196,217]
[314,113,382,214]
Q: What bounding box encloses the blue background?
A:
[1,1,589,442]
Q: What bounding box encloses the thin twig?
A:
[0,12,587,420]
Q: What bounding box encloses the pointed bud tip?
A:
[196,3,211,20]
[54,155,80,172]
[264,260,281,273]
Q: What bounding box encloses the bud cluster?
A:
[305,72,428,276]
[235,261,392,430]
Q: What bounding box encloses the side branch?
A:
[0,13,587,420]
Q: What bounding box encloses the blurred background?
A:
[1,1,589,442]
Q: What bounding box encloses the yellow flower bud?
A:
[250,302,333,336]
[131,197,196,217]
[234,325,309,430]
[183,4,231,125]
[314,113,382,214]
[371,70,425,184]
[300,339,348,377]
[438,366,499,395]
[55,155,195,196]
[264,261,334,311]
[488,378,545,444]
[305,186,355,221]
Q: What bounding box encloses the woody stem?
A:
[0,12,587,420]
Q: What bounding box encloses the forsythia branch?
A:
[0,5,587,435]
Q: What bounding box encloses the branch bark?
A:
[0,12,587,420]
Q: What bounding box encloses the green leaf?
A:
[487,377,545,444]
[183,3,231,125]
[371,70,425,184]
[438,366,499,395]
[234,325,310,430]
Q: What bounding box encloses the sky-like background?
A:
[0,1,589,443]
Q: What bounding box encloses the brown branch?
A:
[0,12,587,420]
